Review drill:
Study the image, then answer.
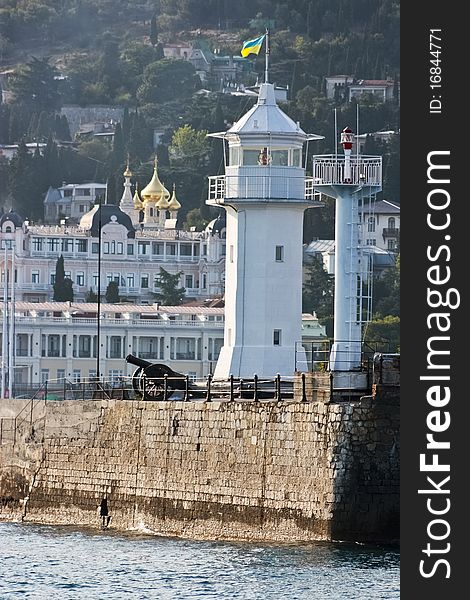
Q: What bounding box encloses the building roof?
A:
[79,204,136,238]
[0,210,24,228]
[206,213,226,235]
[3,301,224,317]
[304,239,335,254]
[44,186,63,204]
[59,182,106,191]
[359,199,400,214]
[209,83,323,142]
[353,79,394,87]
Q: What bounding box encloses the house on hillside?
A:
[325,75,399,104]
[163,40,255,88]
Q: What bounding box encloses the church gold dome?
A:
[140,157,170,204]
[168,183,182,211]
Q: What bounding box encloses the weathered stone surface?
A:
[0,387,399,543]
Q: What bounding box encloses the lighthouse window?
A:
[275,245,284,262]
[229,146,240,166]
[273,329,282,346]
[291,148,301,167]
[271,150,288,166]
[242,149,261,166]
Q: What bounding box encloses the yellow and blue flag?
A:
[241,34,266,57]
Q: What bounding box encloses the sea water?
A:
[0,523,399,599]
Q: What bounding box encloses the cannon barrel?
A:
[126,354,152,369]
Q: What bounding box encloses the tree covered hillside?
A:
[1,1,399,78]
[1,0,399,230]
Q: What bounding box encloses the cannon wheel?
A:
[141,363,179,401]
[131,367,143,395]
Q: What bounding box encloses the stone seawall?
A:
[0,389,399,543]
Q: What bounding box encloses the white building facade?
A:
[1,302,225,386]
[0,163,226,305]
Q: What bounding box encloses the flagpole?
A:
[265,28,269,84]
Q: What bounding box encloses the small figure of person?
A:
[99,497,111,529]
[258,147,270,166]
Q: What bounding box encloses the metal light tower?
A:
[312,127,382,374]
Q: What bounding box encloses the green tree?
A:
[154,42,165,61]
[183,208,208,231]
[128,111,153,162]
[302,254,334,327]
[364,316,400,353]
[8,140,36,218]
[154,267,186,305]
[374,254,400,318]
[10,57,61,113]
[150,14,158,46]
[53,255,74,301]
[170,124,210,168]
[85,288,98,302]
[0,105,10,144]
[137,59,201,105]
[105,280,120,303]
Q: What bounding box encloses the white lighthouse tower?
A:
[207,83,323,379]
[312,127,382,374]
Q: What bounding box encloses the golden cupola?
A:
[168,183,182,212]
[133,183,143,210]
[140,157,170,205]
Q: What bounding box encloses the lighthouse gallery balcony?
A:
[312,155,382,187]
[208,172,319,203]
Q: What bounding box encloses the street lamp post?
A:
[75,151,106,382]
[96,190,103,380]
[1,243,7,398]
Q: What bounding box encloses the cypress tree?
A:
[154,267,186,305]
[36,111,52,141]
[8,140,36,218]
[0,105,10,144]
[60,115,71,141]
[44,135,62,189]
[27,112,39,141]
[154,42,165,60]
[121,107,130,146]
[53,255,74,301]
[150,14,158,47]
[105,280,120,303]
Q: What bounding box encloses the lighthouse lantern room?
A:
[207,83,323,379]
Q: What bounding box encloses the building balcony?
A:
[13,316,224,328]
[382,227,400,238]
[137,352,160,360]
[208,174,320,203]
[174,352,196,360]
[311,155,382,187]
[19,283,51,291]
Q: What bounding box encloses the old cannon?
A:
[126,354,189,401]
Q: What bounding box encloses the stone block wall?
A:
[0,388,399,543]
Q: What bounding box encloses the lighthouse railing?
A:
[208,175,320,202]
[311,155,382,187]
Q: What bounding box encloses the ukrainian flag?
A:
[241,34,266,57]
